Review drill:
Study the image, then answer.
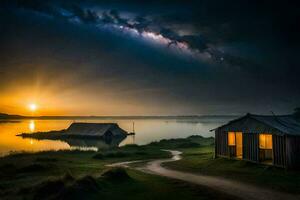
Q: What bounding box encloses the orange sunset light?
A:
[0,88,70,115]
[28,103,37,112]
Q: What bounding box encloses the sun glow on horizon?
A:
[28,103,37,112]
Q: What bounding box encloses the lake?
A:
[0,117,234,156]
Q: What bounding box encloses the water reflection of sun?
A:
[29,120,35,132]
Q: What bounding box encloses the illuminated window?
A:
[228,132,236,146]
[259,134,272,149]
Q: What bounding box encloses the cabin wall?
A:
[215,130,288,167]
[286,136,300,169]
[242,133,259,162]
[215,116,300,169]
[272,135,287,168]
[215,130,228,157]
[215,129,260,161]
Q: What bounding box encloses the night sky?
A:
[0,0,299,116]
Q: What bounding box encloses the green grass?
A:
[1,135,299,199]
[164,145,300,194]
[148,135,214,149]
[0,146,170,198]
[0,136,237,200]
[0,155,238,200]
[15,168,239,200]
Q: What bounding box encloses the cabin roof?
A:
[66,122,127,137]
[212,114,300,136]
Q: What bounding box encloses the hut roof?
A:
[65,123,128,137]
[212,114,300,136]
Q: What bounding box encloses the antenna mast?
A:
[133,122,135,133]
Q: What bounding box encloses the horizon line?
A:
[0,112,240,119]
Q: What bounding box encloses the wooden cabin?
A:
[65,123,128,139]
[212,113,300,169]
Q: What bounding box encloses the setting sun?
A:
[28,103,37,111]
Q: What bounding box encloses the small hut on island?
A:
[18,123,129,140]
[65,123,128,139]
[212,113,300,169]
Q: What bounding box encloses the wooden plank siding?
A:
[242,133,259,163]
[215,131,287,168]
[215,130,260,162]
[273,135,287,168]
[215,130,228,157]
[286,136,300,169]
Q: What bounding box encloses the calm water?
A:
[0,117,233,156]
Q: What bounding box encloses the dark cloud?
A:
[0,0,299,115]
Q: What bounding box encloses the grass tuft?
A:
[102,167,131,181]
[104,152,128,158]
[33,179,65,200]
[176,142,201,148]
[92,153,104,159]
[35,157,58,162]
[17,164,48,173]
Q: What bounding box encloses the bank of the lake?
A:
[0,136,237,200]
[0,135,299,200]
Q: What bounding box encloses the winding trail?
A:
[107,150,299,200]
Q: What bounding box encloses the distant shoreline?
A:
[0,113,239,120]
[0,115,239,121]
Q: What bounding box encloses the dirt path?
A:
[107,150,299,200]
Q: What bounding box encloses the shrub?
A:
[104,152,128,158]
[71,176,100,192]
[93,153,104,159]
[35,157,58,162]
[17,164,47,173]
[33,179,65,200]
[62,172,75,183]
[123,144,139,148]
[102,168,131,181]
[176,142,201,148]
[31,175,100,200]
[135,151,148,155]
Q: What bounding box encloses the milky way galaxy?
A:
[0,0,299,115]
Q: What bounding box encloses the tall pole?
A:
[133,122,135,133]
[132,121,135,144]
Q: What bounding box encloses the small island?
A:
[17,123,130,140]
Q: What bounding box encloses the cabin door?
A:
[236,132,243,159]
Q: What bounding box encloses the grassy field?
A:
[1,135,299,199]
[0,143,238,200]
[162,139,300,194]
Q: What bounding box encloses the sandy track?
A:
[107,150,299,200]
